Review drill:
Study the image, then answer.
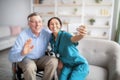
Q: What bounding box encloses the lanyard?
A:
[53,31,64,53]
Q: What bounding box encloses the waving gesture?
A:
[21,38,34,56]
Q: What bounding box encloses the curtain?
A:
[115,12,120,44]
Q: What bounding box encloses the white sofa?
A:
[0,26,21,51]
[78,38,120,80]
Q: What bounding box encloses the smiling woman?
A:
[47,17,89,80]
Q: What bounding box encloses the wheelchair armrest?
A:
[45,50,56,57]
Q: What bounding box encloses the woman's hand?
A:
[71,25,87,43]
[57,60,63,76]
[76,25,87,37]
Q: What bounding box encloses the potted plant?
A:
[39,0,43,4]
[89,18,95,25]
[95,0,103,3]
[73,8,78,14]
[105,21,109,26]
[73,0,76,4]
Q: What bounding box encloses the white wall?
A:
[0,0,119,40]
[0,0,32,27]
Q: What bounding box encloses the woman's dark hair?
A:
[47,17,62,28]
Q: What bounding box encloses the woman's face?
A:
[49,18,61,33]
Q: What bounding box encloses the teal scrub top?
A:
[50,30,88,67]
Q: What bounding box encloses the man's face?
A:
[28,15,43,35]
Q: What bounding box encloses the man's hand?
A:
[21,38,34,56]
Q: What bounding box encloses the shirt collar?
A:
[51,30,62,41]
[28,28,41,38]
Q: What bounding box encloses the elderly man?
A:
[9,12,58,80]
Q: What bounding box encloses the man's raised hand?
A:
[21,38,34,56]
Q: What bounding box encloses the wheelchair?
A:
[11,48,59,80]
[12,63,43,80]
[12,50,58,80]
[12,62,58,80]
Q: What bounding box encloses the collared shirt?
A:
[9,28,51,62]
[50,30,88,67]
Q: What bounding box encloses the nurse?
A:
[47,17,89,80]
